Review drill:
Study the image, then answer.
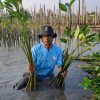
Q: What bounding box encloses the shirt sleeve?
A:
[56,48,63,67]
[31,46,37,65]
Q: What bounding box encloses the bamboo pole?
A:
[78,0,80,25]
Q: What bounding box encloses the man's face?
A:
[42,35,53,48]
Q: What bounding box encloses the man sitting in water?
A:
[14,25,67,90]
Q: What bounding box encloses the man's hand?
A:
[57,67,68,78]
[27,63,33,73]
[61,70,68,78]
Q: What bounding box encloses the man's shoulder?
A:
[53,44,62,52]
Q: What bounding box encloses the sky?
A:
[22,0,100,13]
[1,0,100,14]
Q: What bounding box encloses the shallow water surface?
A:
[0,46,93,100]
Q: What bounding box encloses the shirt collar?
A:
[41,42,53,51]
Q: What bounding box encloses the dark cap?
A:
[38,25,57,38]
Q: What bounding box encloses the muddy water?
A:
[0,45,96,100]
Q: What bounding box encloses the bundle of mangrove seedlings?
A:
[20,29,36,91]
[49,40,92,88]
[49,49,69,88]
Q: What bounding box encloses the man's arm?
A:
[27,46,37,72]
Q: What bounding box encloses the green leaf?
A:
[74,25,80,39]
[6,0,19,10]
[86,33,96,43]
[4,1,13,8]
[23,10,30,22]
[95,66,99,71]
[80,24,89,34]
[18,9,30,23]
[8,11,20,18]
[70,31,74,37]
[60,37,67,43]
[59,3,67,12]
[64,27,70,37]
[97,73,100,77]
[6,0,13,3]
[70,0,75,6]
[78,33,85,40]
[5,4,14,12]
[0,2,4,9]
[79,77,92,90]
[86,33,96,38]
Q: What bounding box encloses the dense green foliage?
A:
[79,51,100,100]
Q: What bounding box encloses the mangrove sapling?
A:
[77,51,100,67]
[77,51,100,76]
[80,66,100,100]
[49,24,99,88]
[1,0,36,91]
